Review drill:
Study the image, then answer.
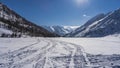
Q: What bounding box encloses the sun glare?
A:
[75,0,88,6]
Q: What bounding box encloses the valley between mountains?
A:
[1,2,120,68]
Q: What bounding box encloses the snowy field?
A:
[54,37,120,55]
[0,38,89,68]
[0,37,120,68]
[0,37,120,55]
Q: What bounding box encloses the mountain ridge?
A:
[42,26,79,36]
[0,2,58,37]
[67,8,120,37]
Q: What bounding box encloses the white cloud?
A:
[83,14,90,17]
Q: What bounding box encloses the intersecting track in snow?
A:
[0,38,90,68]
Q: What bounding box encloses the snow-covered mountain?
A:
[42,26,79,36]
[0,3,57,37]
[68,8,120,37]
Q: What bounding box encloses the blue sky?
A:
[1,0,120,26]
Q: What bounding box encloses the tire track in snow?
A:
[11,39,56,68]
[0,38,90,68]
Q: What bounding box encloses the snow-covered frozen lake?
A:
[54,37,120,55]
[0,37,88,68]
[0,37,120,68]
[0,37,120,55]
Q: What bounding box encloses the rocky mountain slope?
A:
[0,3,57,37]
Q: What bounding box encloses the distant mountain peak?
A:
[42,26,79,36]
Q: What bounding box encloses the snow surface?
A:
[0,22,13,36]
[0,37,120,68]
[63,26,80,30]
[0,37,120,55]
[0,28,13,35]
[0,37,88,68]
[54,37,120,55]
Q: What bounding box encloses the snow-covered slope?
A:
[0,3,57,37]
[0,21,13,35]
[68,8,120,37]
[42,26,79,36]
